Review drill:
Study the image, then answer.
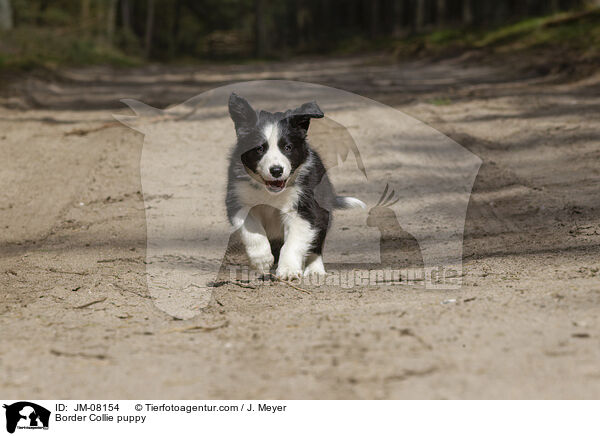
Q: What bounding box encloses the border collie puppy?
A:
[226,93,365,279]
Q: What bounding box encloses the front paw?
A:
[248,249,274,274]
[276,263,302,281]
[303,262,326,278]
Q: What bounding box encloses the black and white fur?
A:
[226,93,365,279]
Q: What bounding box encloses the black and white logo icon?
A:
[3,402,50,434]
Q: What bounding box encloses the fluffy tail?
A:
[334,196,366,210]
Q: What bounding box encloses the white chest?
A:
[234,179,300,214]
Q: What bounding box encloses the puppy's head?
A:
[229,93,323,193]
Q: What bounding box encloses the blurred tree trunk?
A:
[81,0,90,22]
[370,0,379,38]
[106,0,117,43]
[121,0,131,33]
[415,0,425,31]
[436,0,446,27]
[392,0,403,36]
[0,0,12,30]
[144,0,155,58]
[170,0,181,58]
[255,0,267,57]
[296,0,310,49]
[515,0,528,19]
[37,0,48,25]
[462,0,473,25]
[79,0,90,36]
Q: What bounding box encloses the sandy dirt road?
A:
[1,56,599,399]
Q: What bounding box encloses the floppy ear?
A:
[228,93,257,131]
[288,101,324,131]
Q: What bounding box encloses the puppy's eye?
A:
[256,144,266,154]
[284,143,293,152]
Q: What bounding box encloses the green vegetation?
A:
[428,97,452,106]
[404,8,600,57]
[0,27,141,70]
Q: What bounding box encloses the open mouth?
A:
[264,179,287,193]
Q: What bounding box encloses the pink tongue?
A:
[268,180,284,188]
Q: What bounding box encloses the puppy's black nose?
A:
[269,165,283,178]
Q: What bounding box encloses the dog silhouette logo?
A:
[115,80,481,319]
[3,402,50,434]
[366,184,423,269]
